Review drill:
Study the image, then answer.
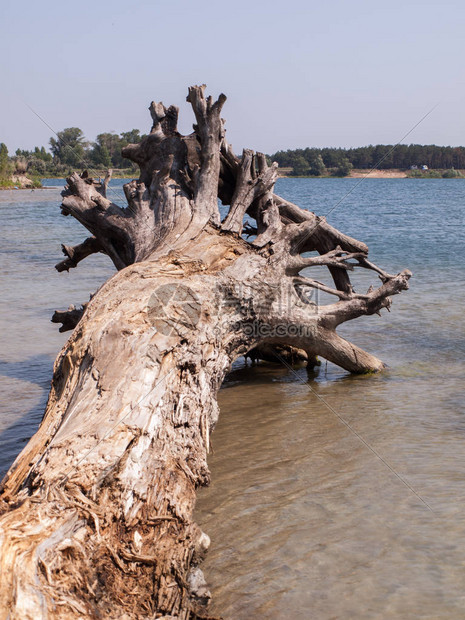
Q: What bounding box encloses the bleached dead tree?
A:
[0,86,410,619]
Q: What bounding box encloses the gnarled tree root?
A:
[0,85,410,619]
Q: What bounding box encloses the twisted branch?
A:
[55,237,102,272]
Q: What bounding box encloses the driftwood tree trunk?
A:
[0,86,411,619]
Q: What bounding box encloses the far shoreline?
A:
[3,168,465,191]
[277,169,407,179]
[278,167,465,179]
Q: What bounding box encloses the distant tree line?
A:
[5,127,146,179]
[270,144,465,176]
[3,135,465,184]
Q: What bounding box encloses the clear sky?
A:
[1,0,464,155]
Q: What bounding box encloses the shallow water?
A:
[1,179,465,618]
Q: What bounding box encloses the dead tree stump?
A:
[0,86,410,619]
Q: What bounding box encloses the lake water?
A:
[1,178,464,618]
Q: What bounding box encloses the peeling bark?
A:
[0,85,411,619]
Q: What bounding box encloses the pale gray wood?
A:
[0,85,411,620]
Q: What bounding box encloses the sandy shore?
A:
[277,168,409,179]
[349,169,407,178]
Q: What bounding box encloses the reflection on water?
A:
[1,180,465,618]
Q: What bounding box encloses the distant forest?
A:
[0,128,144,184]
[2,129,465,186]
[269,144,465,176]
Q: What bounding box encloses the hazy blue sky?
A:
[1,0,464,154]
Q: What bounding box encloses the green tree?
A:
[27,157,47,175]
[90,143,112,168]
[50,128,85,166]
[0,143,9,176]
[333,157,353,177]
[290,154,310,176]
[120,129,142,144]
[33,146,52,162]
[269,149,293,167]
[308,153,326,176]
[92,132,123,167]
[320,148,345,168]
